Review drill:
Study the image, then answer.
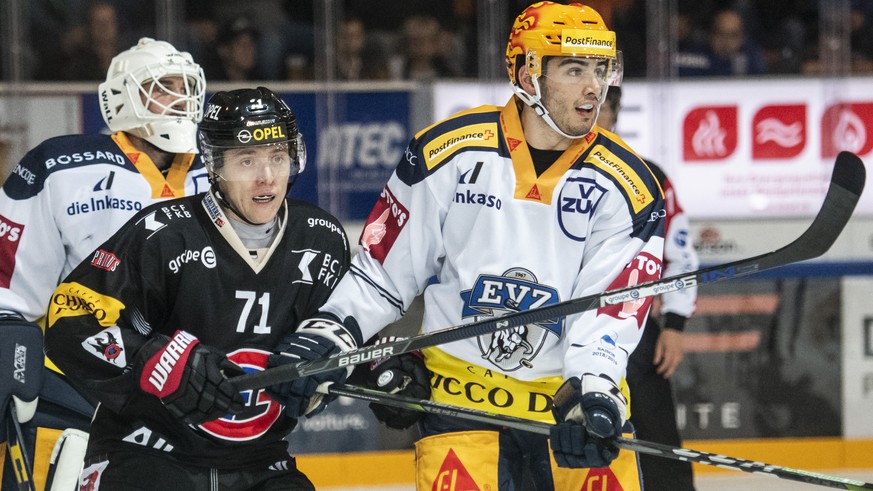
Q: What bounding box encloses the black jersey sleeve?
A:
[45,203,181,413]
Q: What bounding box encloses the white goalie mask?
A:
[98,37,206,154]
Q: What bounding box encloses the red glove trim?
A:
[139,330,199,398]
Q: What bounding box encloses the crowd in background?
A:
[12,0,873,82]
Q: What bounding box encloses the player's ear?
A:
[518,65,536,96]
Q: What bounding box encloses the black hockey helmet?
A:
[198,86,306,181]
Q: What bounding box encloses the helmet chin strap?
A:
[209,175,262,227]
[513,75,599,141]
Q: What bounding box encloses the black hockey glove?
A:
[549,374,626,469]
[138,330,245,426]
[0,313,44,424]
[266,316,358,419]
[351,336,431,429]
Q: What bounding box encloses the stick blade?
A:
[832,151,867,197]
[775,151,867,264]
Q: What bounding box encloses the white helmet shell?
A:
[98,37,206,153]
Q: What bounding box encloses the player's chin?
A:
[245,196,281,223]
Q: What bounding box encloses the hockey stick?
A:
[233,151,866,391]
[6,405,36,491]
[328,383,873,491]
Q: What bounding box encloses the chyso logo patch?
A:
[422,123,498,170]
[584,146,653,213]
[48,282,125,327]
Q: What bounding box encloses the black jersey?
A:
[45,191,350,469]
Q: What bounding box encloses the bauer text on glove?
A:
[266,316,359,418]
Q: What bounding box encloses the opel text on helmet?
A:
[198,86,306,187]
[505,2,623,138]
[99,37,206,153]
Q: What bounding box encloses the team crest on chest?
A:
[460,268,561,371]
[198,349,282,441]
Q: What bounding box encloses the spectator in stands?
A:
[207,17,262,81]
[212,1,311,81]
[62,1,123,80]
[849,0,873,72]
[28,0,85,80]
[334,17,390,81]
[801,0,873,75]
[184,2,220,73]
[390,15,460,80]
[756,0,807,74]
[677,8,767,77]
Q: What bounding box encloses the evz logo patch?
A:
[557,177,606,242]
[198,349,282,442]
[82,326,127,367]
[460,268,561,371]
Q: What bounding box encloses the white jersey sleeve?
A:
[0,132,208,321]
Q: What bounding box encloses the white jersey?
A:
[0,131,208,321]
[321,98,665,418]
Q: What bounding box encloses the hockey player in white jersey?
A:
[267,2,666,490]
[0,38,207,489]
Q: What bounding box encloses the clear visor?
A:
[532,50,623,103]
[205,136,306,182]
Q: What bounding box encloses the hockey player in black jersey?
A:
[44,87,351,490]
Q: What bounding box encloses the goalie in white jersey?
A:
[0,38,207,489]
[269,2,666,490]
